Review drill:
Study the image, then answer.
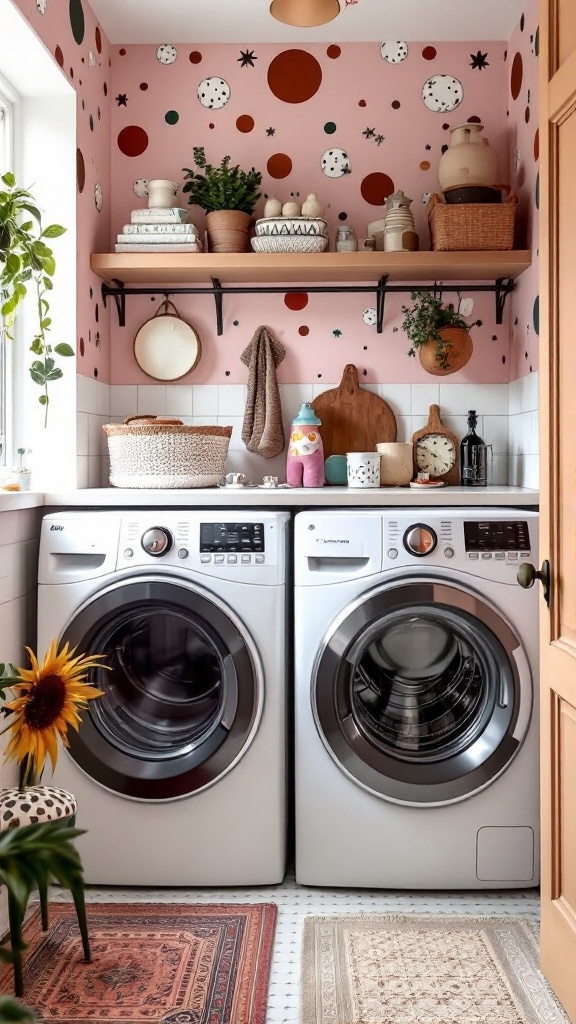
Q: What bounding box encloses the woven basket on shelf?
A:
[427,192,518,251]
[103,416,232,488]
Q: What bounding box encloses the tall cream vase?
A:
[438,123,498,192]
[206,210,252,253]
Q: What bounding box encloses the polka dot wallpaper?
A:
[12,0,112,384]
[11,2,539,387]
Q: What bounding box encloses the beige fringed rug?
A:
[301,914,570,1024]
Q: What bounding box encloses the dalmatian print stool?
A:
[0,786,91,996]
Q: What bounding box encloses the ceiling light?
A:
[270,0,341,28]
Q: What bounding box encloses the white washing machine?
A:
[38,510,289,886]
[294,508,540,889]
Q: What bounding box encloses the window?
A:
[0,75,15,468]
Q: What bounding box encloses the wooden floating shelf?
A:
[91,250,531,286]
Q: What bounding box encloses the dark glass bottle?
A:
[460,410,487,486]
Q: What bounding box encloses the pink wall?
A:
[10,0,112,384]
[507,1,540,378]
[108,39,514,387]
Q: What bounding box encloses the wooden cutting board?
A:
[312,364,397,460]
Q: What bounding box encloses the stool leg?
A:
[7,890,24,997]
[70,884,91,963]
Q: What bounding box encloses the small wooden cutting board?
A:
[312,364,397,460]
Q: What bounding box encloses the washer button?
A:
[481,552,492,559]
[495,552,506,560]
[241,554,251,564]
[124,547,133,558]
[507,552,519,560]
[214,555,225,564]
[200,555,211,564]
[444,547,454,558]
[177,548,189,559]
[387,548,398,559]
[468,552,479,560]
[255,554,265,564]
[227,554,238,564]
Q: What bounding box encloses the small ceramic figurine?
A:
[286,404,324,488]
[335,225,357,252]
[282,200,301,217]
[264,196,282,218]
[383,190,419,252]
[301,193,324,217]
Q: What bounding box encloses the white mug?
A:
[226,472,246,485]
[346,452,381,488]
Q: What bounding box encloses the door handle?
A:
[517,559,550,606]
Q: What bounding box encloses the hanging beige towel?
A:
[240,326,286,458]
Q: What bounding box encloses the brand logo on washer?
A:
[50,525,64,531]
[316,537,350,544]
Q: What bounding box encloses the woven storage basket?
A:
[103,416,232,488]
[427,192,517,251]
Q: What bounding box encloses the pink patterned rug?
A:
[0,902,277,1023]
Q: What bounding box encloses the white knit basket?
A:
[103,417,232,488]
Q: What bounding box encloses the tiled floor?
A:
[49,871,541,1024]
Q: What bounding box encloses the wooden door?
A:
[539,1,576,1018]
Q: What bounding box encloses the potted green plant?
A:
[182,147,262,253]
[0,172,72,424]
[393,290,473,376]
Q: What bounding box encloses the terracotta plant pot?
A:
[206,210,253,253]
[417,327,473,376]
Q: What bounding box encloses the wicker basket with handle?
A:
[103,416,233,488]
[427,192,518,251]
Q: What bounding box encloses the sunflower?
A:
[3,639,106,780]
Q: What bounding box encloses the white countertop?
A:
[39,485,539,508]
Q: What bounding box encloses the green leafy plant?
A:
[0,172,72,424]
[0,995,38,1022]
[182,147,262,214]
[393,290,472,371]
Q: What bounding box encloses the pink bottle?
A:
[286,403,324,488]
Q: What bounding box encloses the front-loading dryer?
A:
[294,508,539,888]
[38,510,289,886]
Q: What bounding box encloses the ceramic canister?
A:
[438,123,498,192]
[376,442,414,486]
[147,179,178,208]
[346,452,381,488]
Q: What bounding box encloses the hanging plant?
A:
[393,290,473,375]
[0,172,72,424]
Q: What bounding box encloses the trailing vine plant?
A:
[393,290,471,371]
[0,172,72,424]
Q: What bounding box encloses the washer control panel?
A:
[200,521,264,556]
[141,527,173,557]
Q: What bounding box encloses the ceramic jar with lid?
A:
[383,190,418,252]
[438,122,498,192]
[335,225,357,252]
[147,179,178,208]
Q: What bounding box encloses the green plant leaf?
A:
[41,224,66,239]
[54,343,74,357]
[38,394,48,405]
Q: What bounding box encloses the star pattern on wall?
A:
[362,127,376,138]
[238,49,257,67]
[116,93,128,106]
[266,126,276,136]
[332,328,343,337]
[374,133,385,146]
[470,50,489,70]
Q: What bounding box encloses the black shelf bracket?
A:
[100,274,516,334]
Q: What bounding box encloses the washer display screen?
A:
[464,520,530,552]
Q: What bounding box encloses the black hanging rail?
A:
[101,274,516,335]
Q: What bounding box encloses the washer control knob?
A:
[177,547,189,559]
[123,548,133,559]
[387,548,398,559]
[403,524,437,557]
[141,527,173,557]
[444,546,455,558]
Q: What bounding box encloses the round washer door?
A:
[313,577,532,806]
[61,576,262,800]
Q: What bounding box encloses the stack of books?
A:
[115,208,203,253]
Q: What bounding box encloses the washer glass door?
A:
[62,577,260,800]
[314,578,532,805]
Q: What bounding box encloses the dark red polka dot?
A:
[442,122,450,130]
[285,292,308,311]
[268,50,322,103]
[534,128,539,160]
[117,125,149,157]
[95,26,102,53]
[361,172,395,206]
[422,46,437,60]
[209,122,215,129]
[298,326,310,336]
[467,115,482,123]
[391,100,401,109]
[103,82,107,95]
[76,148,85,192]
[525,105,530,123]
[189,50,202,64]
[268,153,293,178]
[358,99,367,107]
[55,45,64,67]
[69,67,74,79]
[236,114,255,133]
[511,52,523,100]
[119,47,126,56]
[327,45,341,59]
[79,337,85,357]
[140,82,148,91]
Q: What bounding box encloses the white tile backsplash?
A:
[166,386,193,417]
[411,383,440,416]
[192,385,218,416]
[110,384,138,418]
[218,385,247,417]
[137,384,166,416]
